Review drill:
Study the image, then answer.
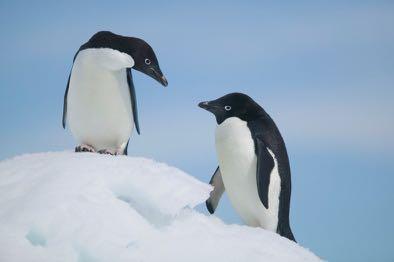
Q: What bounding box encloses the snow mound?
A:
[0,152,320,262]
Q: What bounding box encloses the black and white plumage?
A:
[199,93,296,241]
[62,31,168,155]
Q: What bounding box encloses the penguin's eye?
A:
[145,58,151,65]
[224,105,232,111]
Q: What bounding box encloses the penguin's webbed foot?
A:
[75,144,96,153]
[98,149,117,155]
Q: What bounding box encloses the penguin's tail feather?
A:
[277,223,296,242]
[122,140,130,156]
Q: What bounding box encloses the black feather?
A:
[126,68,140,135]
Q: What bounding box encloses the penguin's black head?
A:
[81,31,168,86]
[128,38,168,87]
[198,93,265,124]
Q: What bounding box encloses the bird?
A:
[62,31,168,155]
[199,92,296,241]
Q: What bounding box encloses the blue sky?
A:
[0,1,393,261]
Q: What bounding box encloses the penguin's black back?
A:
[247,114,296,242]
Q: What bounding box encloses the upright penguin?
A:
[62,31,168,155]
[199,93,296,241]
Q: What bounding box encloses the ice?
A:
[0,152,320,261]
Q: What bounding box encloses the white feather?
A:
[215,117,281,231]
[67,48,135,152]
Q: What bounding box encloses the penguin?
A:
[62,31,168,155]
[198,92,296,241]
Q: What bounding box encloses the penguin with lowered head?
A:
[62,31,168,155]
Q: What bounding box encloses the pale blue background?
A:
[1,1,393,261]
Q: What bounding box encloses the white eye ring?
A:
[145,58,151,65]
[224,105,232,111]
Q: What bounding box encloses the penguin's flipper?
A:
[206,167,225,214]
[255,136,275,209]
[126,68,140,135]
[62,73,71,129]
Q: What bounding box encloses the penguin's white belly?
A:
[215,117,281,231]
[67,52,133,151]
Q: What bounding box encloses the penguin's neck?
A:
[75,48,135,71]
[215,117,252,150]
[215,117,255,178]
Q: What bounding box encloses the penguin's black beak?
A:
[199,100,223,124]
[150,67,168,87]
[198,101,218,113]
[198,101,211,110]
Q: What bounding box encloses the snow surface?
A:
[0,152,320,262]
